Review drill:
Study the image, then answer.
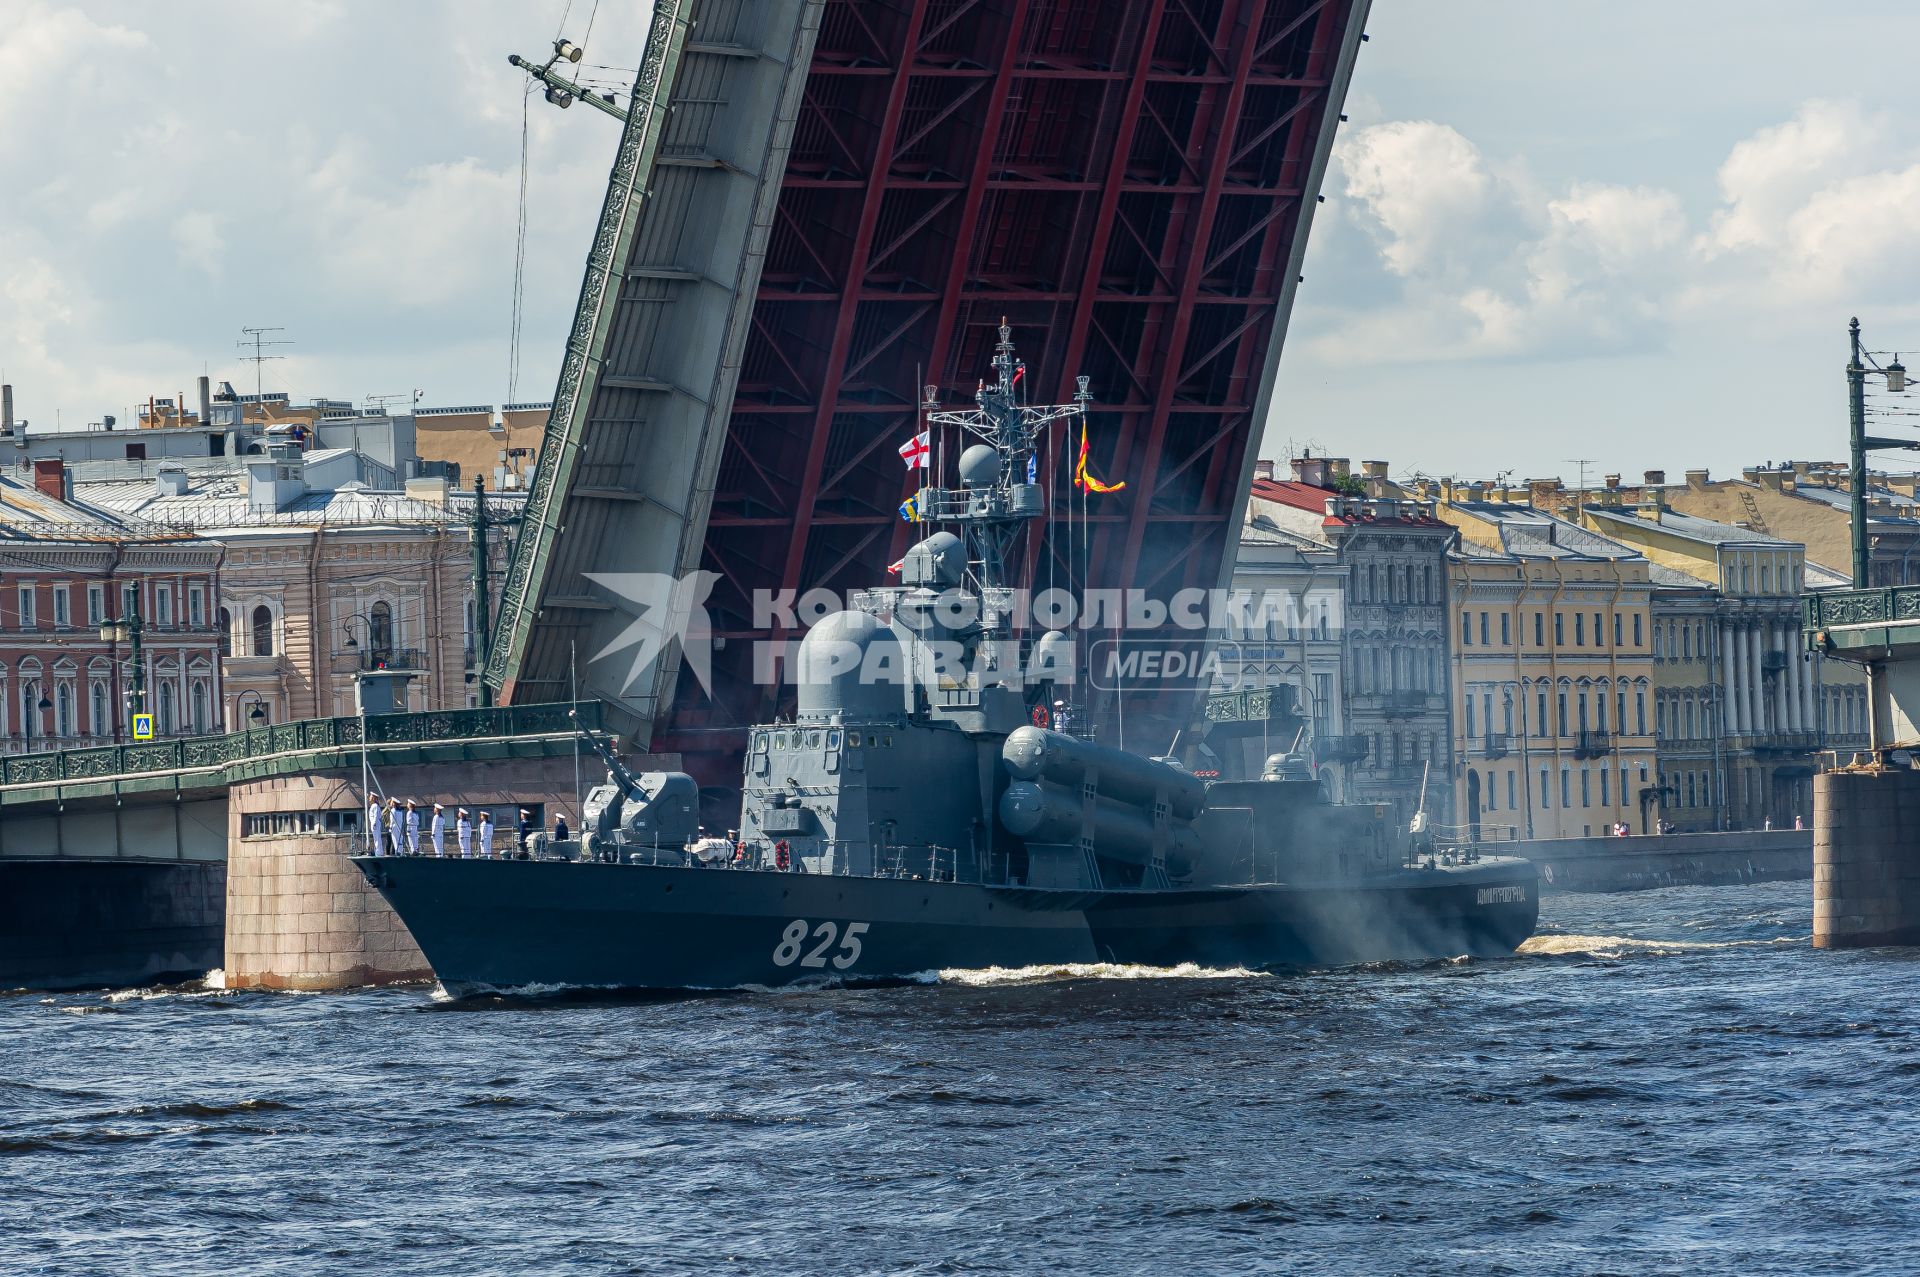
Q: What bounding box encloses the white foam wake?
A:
[935,961,1267,987]
[1520,933,1802,959]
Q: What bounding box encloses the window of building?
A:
[159,683,176,735]
[1466,698,1476,737]
[1578,692,1589,732]
[1614,614,1622,646]
[122,583,138,619]
[1540,768,1550,808]
[87,584,104,626]
[1478,612,1489,646]
[1686,773,1697,807]
[1536,691,1548,734]
[52,587,69,628]
[1633,615,1643,646]
[1597,694,1608,732]
[218,607,232,658]
[1555,613,1565,645]
[1506,772,1516,808]
[252,605,274,657]
[1617,690,1627,730]
[156,586,173,627]
[1601,767,1611,806]
[1557,691,1569,736]
[55,684,71,737]
[1594,612,1603,646]
[1461,613,1472,646]
[1658,700,1668,738]
[371,601,394,655]
[1761,565,1771,593]
[1503,696,1515,734]
[1561,769,1572,808]
[90,682,107,737]
[1581,769,1591,807]
[1500,613,1511,646]
[1636,691,1647,735]
[17,586,34,628]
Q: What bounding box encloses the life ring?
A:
[774,840,791,872]
[1031,704,1051,729]
[1541,863,1555,885]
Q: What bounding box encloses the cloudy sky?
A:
[6,2,1920,484]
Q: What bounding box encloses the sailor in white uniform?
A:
[404,799,421,856]
[367,796,385,856]
[387,798,406,857]
[477,810,495,860]
[456,808,473,858]
[429,802,447,857]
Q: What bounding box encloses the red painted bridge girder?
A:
[657,0,1363,786]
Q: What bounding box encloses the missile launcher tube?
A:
[1001,726,1205,819]
[998,780,1202,863]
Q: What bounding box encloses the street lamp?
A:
[1846,318,1919,588]
[234,689,269,727]
[99,594,146,728]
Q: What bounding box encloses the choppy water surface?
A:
[4,882,1918,1275]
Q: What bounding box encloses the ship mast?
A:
[921,321,1089,614]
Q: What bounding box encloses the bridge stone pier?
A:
[0,703,607,990]
[1805,586,1920,947]
[227,754,594,990]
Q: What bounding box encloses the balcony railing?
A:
[356,647,428,673]
[1480,731,1509,759]
[1317,735,1369,764]
[1575,729,1613,759]
[1380,690,1437,719]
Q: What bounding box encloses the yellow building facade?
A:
[1434,491,1660,839]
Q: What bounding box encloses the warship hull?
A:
[353,856,1539,997]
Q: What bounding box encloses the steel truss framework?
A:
[663,0,1368,781]
[494,0,1369,802]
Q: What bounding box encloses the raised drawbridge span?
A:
[489,0,1372,796]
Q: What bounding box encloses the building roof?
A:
[1785,481,1920,524]
[1584,504,1796,547]
[72,461,467,533]
[1447,501,1642,561]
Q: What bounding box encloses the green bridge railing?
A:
[1804,586,1920,657]
[0,701,603,791]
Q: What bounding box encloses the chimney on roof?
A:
[1685,468,1710,490]
[1291,455,1330,488]
[1361,459,1389,497]
[1,384,12,436]
[1252,458,1275,482]
[1888,473,1919,499]
[1757,469,1787,492]
[1527,478,1560,508]
[1329,458,1351,482]
[155,467,189,498]
[1643,469,1666,488]
[1603,473,1621,489]
[31,458,64,502]
[198,376,211,429]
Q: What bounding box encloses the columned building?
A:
[1583,496,1845,828]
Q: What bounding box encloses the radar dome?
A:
[958,444,1000,488]
[795,610,908,721]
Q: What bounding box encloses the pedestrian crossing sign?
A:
[132,713,154,740]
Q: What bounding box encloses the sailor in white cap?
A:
[367,794,385,855]
[428,802,446,857]
[404,799,421,857]
[478,810,495,860]
[1051,699,1072,734]
[386,798,406,857]
[456,807,473,858]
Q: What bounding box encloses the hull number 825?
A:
[772,919,869,970]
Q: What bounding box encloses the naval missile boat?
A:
[356,329,1537,995]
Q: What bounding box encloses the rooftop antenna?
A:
[1562,457,1596,516]
[237,327,291,400]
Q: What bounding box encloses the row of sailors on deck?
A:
[365,797,554,858]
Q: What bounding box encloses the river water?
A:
[3,881,1916,1276]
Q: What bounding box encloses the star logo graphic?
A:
[583,571,722,696]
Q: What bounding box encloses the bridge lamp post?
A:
[232,690,269,730]
[1846,317,1912,588]
[99,599,146,730]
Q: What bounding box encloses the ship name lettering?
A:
[1476,886,1527,905]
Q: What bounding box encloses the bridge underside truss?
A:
[495,0,1370,799]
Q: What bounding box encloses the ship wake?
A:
[933,961,1268,987]
[1519,932,1803,960]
